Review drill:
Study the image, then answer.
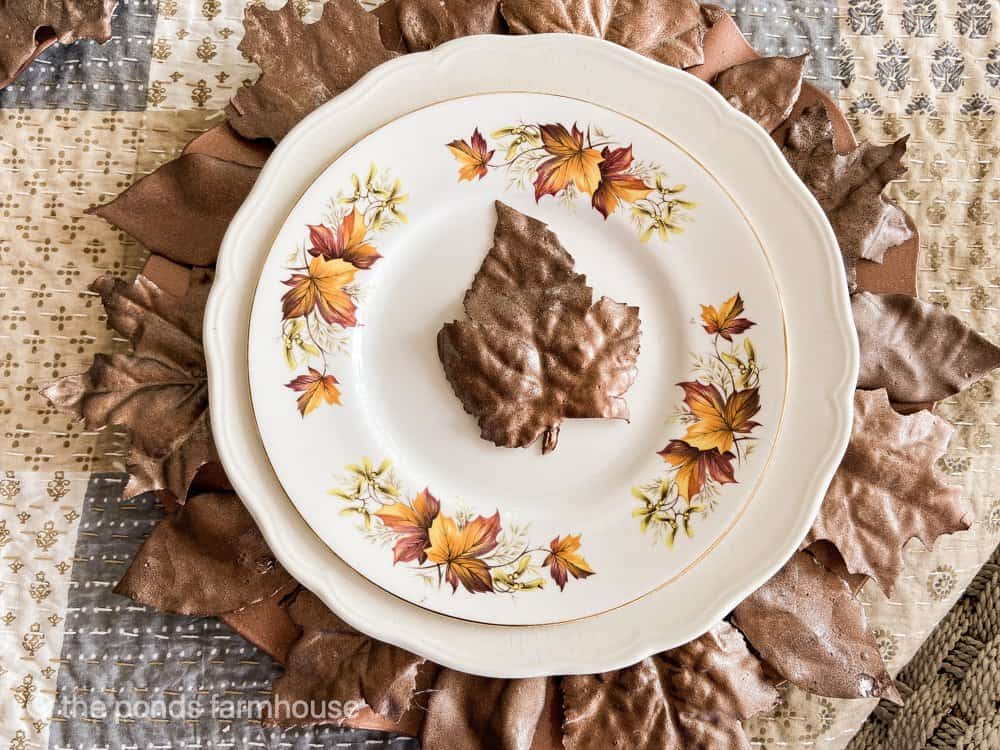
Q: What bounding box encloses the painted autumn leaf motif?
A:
[633,294,762,546]
[376,488,441,564]
[447,128,494,181]
[438,202,641,454]
[701,293,755,341]
[333,458,595,596]
[658,440,736,501]
[281,256,358,327]
[544,534,595,591]
[680,381,761,454]
[286,367,341,417]
[307,208,382,269]
[425,512,502,593]
[591,146,652,219]
[534,123,605,200]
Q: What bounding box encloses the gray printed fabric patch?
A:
[717,0,841,94]
[49,474,417,750]
[0,0,157,111]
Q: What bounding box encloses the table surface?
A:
[0,1,997,748]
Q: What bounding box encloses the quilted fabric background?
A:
[0,0,996,748]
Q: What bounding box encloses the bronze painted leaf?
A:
[732,549,898,702]
[40,264,217,503]
[853,291,1000,403]
[227,0,398,141]
[90,153,259,267]
[804,389,970,594]
[561,621,777,749]
[114,492,293,615]
[220,584,303,664]
[0,0,116,88]
[782,104,913,289]
[437,201,641,454]
[390,0,504,51]
[713,54,806,132]
[269,590,425,726]
[420,670,551,750]
[500,0,709,69]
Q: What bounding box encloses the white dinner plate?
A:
[206,33,857,675]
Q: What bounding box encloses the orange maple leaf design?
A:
[280,256,358,327]
[543,534,594,591]
[285,367,341,416]
[591,145,651,219]
[307,208,381,269]
[658,440,736,501]
[679,381,761,454]
[447,128,494,182]
[425,511,501,593]
[701,293,755,341]
[534,123,604,201]
[376,488,441,565]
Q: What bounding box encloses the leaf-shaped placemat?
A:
[227,0,398,141]
[803,389,970,595]
[853,291,1000,404]
[420,670,551,749]
[90,153,260,267]
[712,55,806,132]
[41,262,217,503]
[732,549,898,702]
[181,122,273,168]
[380,0,505,52]
[500,0,709,69]
[782,104,913,289]
[561,621,777,749]
[114,492,293,615]
[270,590,425,726]
[438,201,641,454]
[0,0,116,88]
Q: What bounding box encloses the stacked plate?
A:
[204,34,857,677]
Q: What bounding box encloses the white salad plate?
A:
[206,33,857,677]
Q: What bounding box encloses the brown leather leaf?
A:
[420,670,551,749]
[438,201,641,454]
[782,104,913,289]
[269,590,425,726]
[227,0,398,141]
[41,265,217,503]
[713,54,806,132]
[384,0,504,52]
[732,549,899,702]
[90,153,259,267]
[500,0,709,69]
[114,492,294,615]
[853,291,1000,404]
[561,622,777,749]
[0,0,116,88]
[803,389,970,594]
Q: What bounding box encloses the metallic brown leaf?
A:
[114,492,293,615]
[90,153,259,267]
[500,0,709,69]
[804,389,970,594]
[41,264,217,503]
[392,0,504,51]
[853,291,1000,403]
[561,622,777,749]
[221,584,302,664]
[782,105,913,289]
[420,670,551,749]
[713,54,806,132]
[269,590,425,726]
[181,122,273,168]
[227,0,398,141]
[732,549,898,702]
[0,0,116,88]
[438,201,641,453]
